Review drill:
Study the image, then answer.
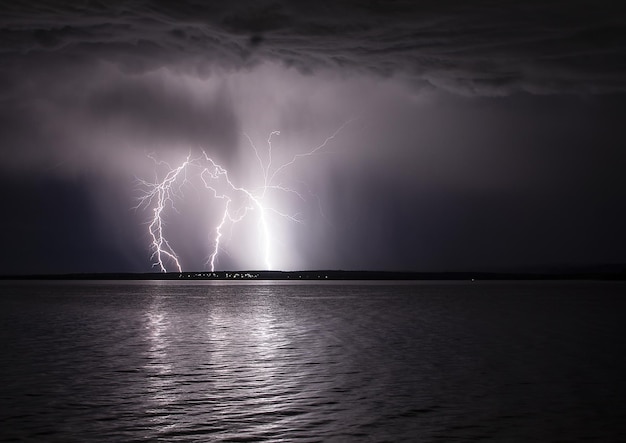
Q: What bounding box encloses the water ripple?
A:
[1,281,626,441]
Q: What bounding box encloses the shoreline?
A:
[2,269,626,281]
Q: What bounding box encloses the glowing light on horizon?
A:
[136,120,353,272]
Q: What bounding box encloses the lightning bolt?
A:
[137,120,354,272]
[198,153,273,271]
[135,155,192,272]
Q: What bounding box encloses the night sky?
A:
[1,1,625,274]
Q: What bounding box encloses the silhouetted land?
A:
[2,266,626,281]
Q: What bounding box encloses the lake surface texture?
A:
[1,281,625,441]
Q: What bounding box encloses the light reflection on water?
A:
[1,281,626,441]
[144,297,179,434]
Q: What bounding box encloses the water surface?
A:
[1,280,625,441]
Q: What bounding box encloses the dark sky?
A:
[1,0,625,274]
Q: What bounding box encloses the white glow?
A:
[136,121,353,271]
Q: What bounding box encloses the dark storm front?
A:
[1,282,625,441]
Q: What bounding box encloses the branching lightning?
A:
[135,156,191,273]
[137,120,353,272]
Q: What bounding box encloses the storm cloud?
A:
[1,1,625,273]
[2,0,626,95]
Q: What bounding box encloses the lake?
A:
[1,280,625,441]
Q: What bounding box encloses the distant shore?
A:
[2,268,626,281]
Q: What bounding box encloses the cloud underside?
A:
[1,1,626,273]
[1,0,625,96]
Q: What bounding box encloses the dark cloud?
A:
[1,1,625,95]
[0,1,625,273]
[0,62,240,175]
